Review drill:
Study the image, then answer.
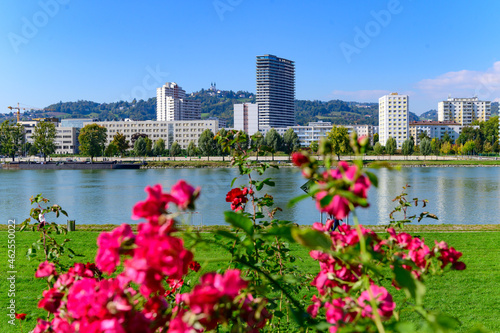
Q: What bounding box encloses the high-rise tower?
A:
[256,55,295,128]
[156,82,201,121]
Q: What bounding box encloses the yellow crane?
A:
[7,103,55,123]
[7,103,26,123]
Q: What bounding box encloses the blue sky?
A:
[1,0,499,115]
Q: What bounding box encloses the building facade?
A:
[260,121,376,147]
[100,119,219,150]
[156,82,201,121]
[409,121,476,145]
[379,93,409,148]
[256,54,295,128]
[21,120,79,155]
[438,97,490,125]
[234,103,259,135]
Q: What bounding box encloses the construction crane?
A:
[7,103,55,123]
[7,103,26,123]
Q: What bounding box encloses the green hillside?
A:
[1,89,425,126]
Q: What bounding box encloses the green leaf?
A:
[291,227,332,251]
[394,264,426,305]
[365,171,378,187]
[224,211,254,236]
[215,230,240,241]
[288,193,312,207]
[230,177,238,188]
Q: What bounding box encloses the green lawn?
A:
[0,229,498,332]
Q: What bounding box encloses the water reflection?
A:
[1,167,499,226]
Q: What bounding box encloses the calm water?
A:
[1,167,499,226]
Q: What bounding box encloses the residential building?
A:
[379,93,409,148]
[60,118,98,128]
[438,97,490,125]
[256,54,295,128]
[156,82,201,121]
[409,121,477,145]
[100,119,218,150]
[234,103,259,135]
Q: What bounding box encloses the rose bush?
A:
[30,131,467,332]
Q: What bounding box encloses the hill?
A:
[419,109,437,120]
[1,89,421,126]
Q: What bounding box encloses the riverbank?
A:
[140,159,500,169]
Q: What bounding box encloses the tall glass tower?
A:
[256,55,295,128]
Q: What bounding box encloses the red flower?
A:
[35,261,56,278]
[170,180,200,210]
[95,224,135,274]
[292,152,309,167]
[38,288,64,313]
[189,261,201,272]
[358,284,395,320]
[132,184,175,222]
[15,313,26,320]
[225,188,249,211]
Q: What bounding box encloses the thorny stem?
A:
[351,208,386,333]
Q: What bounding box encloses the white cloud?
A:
[416,61,500,100]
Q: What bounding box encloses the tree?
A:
[430,138,441,155]
[327,126,351,160]
[170,141,181,161]
[0,121,25,161]
[105,142,118,157]
[420,138,432,156]
[250,132,265,160]
[265,129,283,161]
[187,141,197,160]
[479,116,499,144]
[216,129,228,161]
[442,132,452,144]
[198,129,216,160]
[152,138,165,156]
[32,121,57,161]
[385,137,397,155]
[373,133,379,144]
[310,141,319,154]
[474,137,483,154]
[78,124,108,162]
[112,132,130,156]
[401,139,414,156]
[462,140,475,155]
[483,141,493,153]
[373,142,384,155]
[134,137,147,157]
[144,137,153,156]
[418,131,430,142]
[282,128,300,160]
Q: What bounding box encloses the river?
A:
[1,167,499,226]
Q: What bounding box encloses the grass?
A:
[0,228,498,332]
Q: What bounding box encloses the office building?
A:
[438,97,490,125]
[20,119,79,154]
[256,55,295,128]
[156,82,201,121]
[378,93,409,148]
[100,119,218,150]
[234,103,259,135]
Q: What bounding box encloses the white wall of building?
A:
[379,93,409,148]
[234,103,259,135]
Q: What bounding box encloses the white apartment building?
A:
[20,120,79,155]
[156,82,201,121]
[379,93,409,148]
[100,119,219,150]
[438,97,490,125]
[234,103,259,135]
[409,121,477,145]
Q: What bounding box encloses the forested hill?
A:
[4,89,424,126]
